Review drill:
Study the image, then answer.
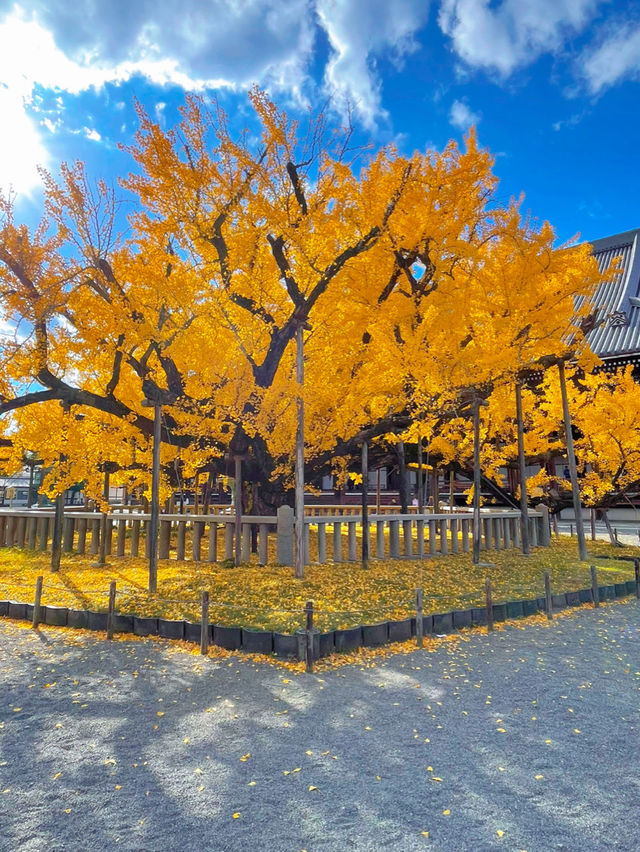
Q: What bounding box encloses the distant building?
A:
[584,227,640,370]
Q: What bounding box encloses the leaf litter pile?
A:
[0,538,636,636]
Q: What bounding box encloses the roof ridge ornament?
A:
[608,309,629,327]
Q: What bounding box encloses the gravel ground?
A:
[1,602,640,852]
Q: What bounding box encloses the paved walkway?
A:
[1,602,640,851]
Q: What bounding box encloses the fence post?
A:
[485,578,493,633]
[32,575,43,629]
[305,600,314,674]
[415,588,424,648]
[276,506,294,567]
[106,581,116,640]
[200,591,209,655]
[535,504,551,546]
[544,571,552,619]
[591,564,599,608]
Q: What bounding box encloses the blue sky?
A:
[1,0,639,245]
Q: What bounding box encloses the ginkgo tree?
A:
[0,87,610,522]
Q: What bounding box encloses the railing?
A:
[295,509,547,565]
[0,505,550,566]
[0,509,277,565]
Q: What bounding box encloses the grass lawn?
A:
[0,537,637,633]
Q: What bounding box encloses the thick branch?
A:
[286,161,308,216]
[267,234,302,304]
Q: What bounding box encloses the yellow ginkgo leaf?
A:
[232,812,241,819]
[308,785,317,791]
[497,830,504,837]
[443,809,450,816]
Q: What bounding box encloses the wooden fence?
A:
[0,506,549,565]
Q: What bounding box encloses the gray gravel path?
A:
[1,602,640,852]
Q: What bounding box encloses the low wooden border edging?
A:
[1,568,638,664]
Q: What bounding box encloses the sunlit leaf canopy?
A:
[0,88,622,508]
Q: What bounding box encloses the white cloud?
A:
[449,98,480,129]
[552,112,585,131]
[0,81,50,196]
[0,0,434,194]
[83,127,101,142]
[579,21,640,93]
[0,2,315,195]
[316,0,430,127]
[439,0,600,77]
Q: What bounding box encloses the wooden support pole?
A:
[295,323,305,579]
[200,590,209,655]
[397,440,408,514]
[106,580,116,640]
[148,404,161,592]
[97,470,110,567]
[515,381,531,556]
[472,402,484,564]
[361,440,369,569]
[32,575,43,629]
[591,564,599,608]
[234,456,242,567]
[590,508,596,541]
[415,588,424,648]
[305,600,314,674]
[485,578,493,632]
[544,571,552,619]
[557,360,588,561]
[635,559,640,600]
[50,490,64,572]
[417,436,424,515]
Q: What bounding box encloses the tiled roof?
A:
[582,228,640,360]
